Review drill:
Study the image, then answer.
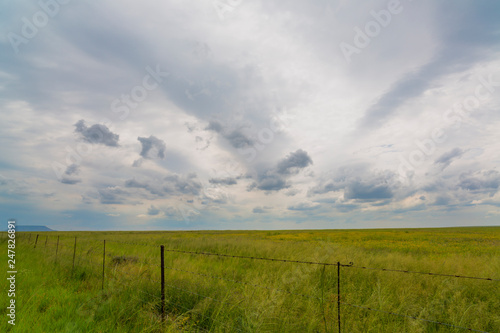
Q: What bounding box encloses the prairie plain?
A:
[1,226,499,332]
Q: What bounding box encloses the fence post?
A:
[72,236,77,273]
[45,236,48,247]
[102,240,106,290]
[160,245,165,323]
[34,234,39,248]
[337,262,341,333]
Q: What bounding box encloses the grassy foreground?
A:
[1,227,499,332]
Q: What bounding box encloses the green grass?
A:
[1,227,499,332]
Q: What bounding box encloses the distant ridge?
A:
[6,225,55,232]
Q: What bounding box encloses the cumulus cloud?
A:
[276,149,313,175]
[74,120,119,147]
[60,164,81,185]
[138,136,166,159]
[250,149,313,192]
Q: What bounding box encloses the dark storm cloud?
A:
[138,136,166,159]
[435,148,464,169]
[74,120,120,147]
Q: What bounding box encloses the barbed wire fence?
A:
[10,232,499,332]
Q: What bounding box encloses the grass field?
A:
[1,227,499,332]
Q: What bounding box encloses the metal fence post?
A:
[102,240,106,290]
[45,236,48,247]
[34,234,39,248]
[161,245,165,323]
[337,262,341,333]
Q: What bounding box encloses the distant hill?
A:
[6,225,55,232]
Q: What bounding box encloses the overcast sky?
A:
[1,0,499,231]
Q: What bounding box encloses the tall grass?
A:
[1,227,499,332]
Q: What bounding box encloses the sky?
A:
[0,0,499,231]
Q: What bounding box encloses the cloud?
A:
[60,164,81,185]
[288,202,320,211]
[98,186,128,204]
[125,173,202,198]
[434,196,451,206]
[205,120,253,148]
[209,177,237,185]
[252,207,267,214]
[344,180,393,201]
[276,149,313,175]
[74,120,119,147]
[458,170,500,194]
[148,205,160,216]
[250,149,313,192]
[309,166,398,203]
[205,120,224,133]
[435,148,464,169]
[357,2,500,131]
[138,136,166,159]
[251,173,289,192]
